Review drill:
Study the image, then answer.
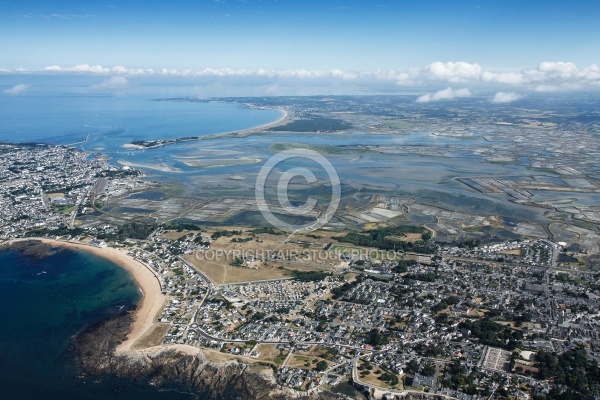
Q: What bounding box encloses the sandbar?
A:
[117,159,182,173]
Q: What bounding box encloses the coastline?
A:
[4,238,165,354]
[116,159,183,173]
[245,107,290,132]
[0,238,334,399]
[121,107,291,150]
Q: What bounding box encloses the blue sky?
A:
[1,0,600,96]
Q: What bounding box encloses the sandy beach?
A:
[7,238,166,354]
[247,107,290,131]
[120,107,291,150]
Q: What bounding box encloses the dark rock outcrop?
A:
[3,239,64,259]
[71,312,343,400]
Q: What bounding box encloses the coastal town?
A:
[1,143,599,400]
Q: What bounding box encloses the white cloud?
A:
[416,87,471,103]
[491,92,523,103]
[73,64,110,73]
[396,60,600,91]
[111,65,129,74]
[3,84,30,95]
[90,76,129,91]
[33,64,363,80]
[43,65,63,72]
[394,61,483,86]
[426,61,482,82]
[481,71,525,84]
[3,61,600,93]
[518,62,600,88]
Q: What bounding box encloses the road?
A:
[350,358,460,400]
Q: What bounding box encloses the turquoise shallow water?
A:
[0,247,195,399]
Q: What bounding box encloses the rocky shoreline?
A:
[1,239,65,259]
[70,312,345,400]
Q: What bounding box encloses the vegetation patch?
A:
[268,116,352,132]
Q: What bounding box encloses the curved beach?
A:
[218,106,290,135]
[7,238,165,354]
[121,107,290,150]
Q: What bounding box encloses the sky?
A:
[1,0,600,97]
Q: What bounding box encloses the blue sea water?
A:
[0,92,282,146]
[0,247,196,399]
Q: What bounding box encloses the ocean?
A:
[0,247,198,399]
[0,91,282,146]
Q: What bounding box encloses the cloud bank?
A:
[416,87,471,103]
[3,83,31,95]
[396,61,600,91]
[491,92,524,104]
[2,61,600,94]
